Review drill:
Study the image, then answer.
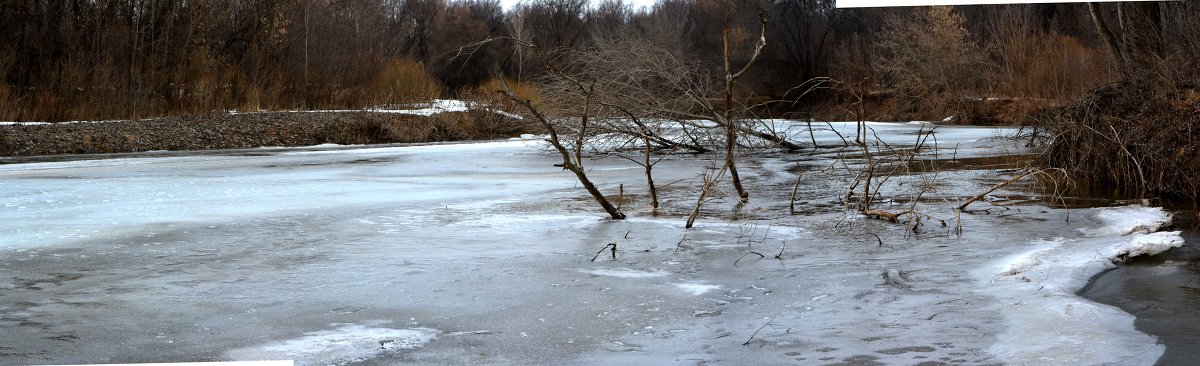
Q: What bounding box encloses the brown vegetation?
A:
[1041,77,1200,201]
[1040,1,1200,202]
[2,1,1132,124]
[874,7,990,120]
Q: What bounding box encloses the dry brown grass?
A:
[1,56,455,122]
[0,84,17,121]
[998,34,1107,101]
[368,59,442,106]
[475,78,542,108]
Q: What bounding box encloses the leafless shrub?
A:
[875,6,991,121]
[368,59,443,105]
[686,163,728,229]
[1041,76,1200,202]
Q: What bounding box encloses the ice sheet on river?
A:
[0,122,1181,365]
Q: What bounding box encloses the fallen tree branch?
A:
[863,209,899,222]
[958,169,1038,211]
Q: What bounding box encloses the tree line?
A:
[3,0,1199,122]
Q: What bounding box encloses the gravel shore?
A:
[0,111,520,156]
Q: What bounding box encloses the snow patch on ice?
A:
[995,239,1060,277]
[674,282,720,295]
[1110,231,1185,263]
[1082,204,1173,236]
[582,268,669,278]
[226,324,439,366]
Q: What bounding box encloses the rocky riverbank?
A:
[0,109,527,156]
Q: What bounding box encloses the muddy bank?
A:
[0,110,526,157]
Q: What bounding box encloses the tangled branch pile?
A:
[1041,75,1200,201]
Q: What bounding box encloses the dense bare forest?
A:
[1,0,1191,122]
[5,0,1200,199]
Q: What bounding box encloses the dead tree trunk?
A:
[720,9,769,203]
[1088,1,1163,77]
[1089,3,1126,73]
[722,16,748,202]
[642,126,660,210]
[500,81,626,220]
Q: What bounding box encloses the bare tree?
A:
[719,9,769,202]
[447,35,629,219]
[1087,1,1163,77]
[605,108,668,211]
[506,7,532,82]
[498,75,627,220]
[875,6,990,119]
[589,0,634,35]
[768,0,840,85]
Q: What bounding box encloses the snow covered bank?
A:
[978,206,1183,364]
[226,99,470,117]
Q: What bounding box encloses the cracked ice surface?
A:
[0,123,1180,365]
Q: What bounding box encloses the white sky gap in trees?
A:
[838,0,1163,8]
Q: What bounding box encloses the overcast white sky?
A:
[837,0,1143,7]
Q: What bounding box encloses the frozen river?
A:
[0,123,1184,365]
